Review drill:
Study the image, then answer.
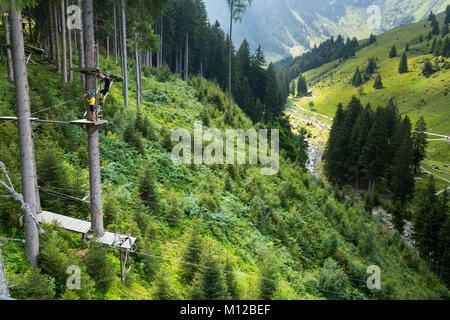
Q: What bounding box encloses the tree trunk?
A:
[83,0,104,237]
[114,5,118,64]
[121,0,129,109]
[228,6,233,122]
[0,246,9,297]
[3,12,14,82]
[135,41,141,110]
[106,36,110,60]
[160,18,163,67]
[150,51,152,67]
[78,0,85,89]
[68,26,73,82]
[10,0,40,267]
[54,5,61,73]
[61,1,67,83]
[49,2,56,62]
[184,32,189,81]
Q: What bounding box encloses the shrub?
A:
[11,267,55,300]
[84,243,115,292]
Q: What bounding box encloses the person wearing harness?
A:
[98,73,112,105]
[85,93,96,122]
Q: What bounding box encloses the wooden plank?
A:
[37,211,136,250]
[70,119,108,126]
[71,68,123,81]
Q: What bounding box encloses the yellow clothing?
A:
[87,96,96,106]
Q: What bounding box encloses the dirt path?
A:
[289,98,334,121]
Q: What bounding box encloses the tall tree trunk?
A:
[228,6,233,122]
[49,2,56,62]
[150,51,152,67]
[160,18,163,67]
[54,5,61,73]
[61,1,67,83]
[83,0,104,237]
[78,0,85,89]
[10,0,40,266]
[68,29,73,82]
[121,0,129,109]
[114,5,118,64]
[135,40,141,110]
[3,11,14,82]
[0,246,9,297]
[184,32,189,81]
[106,36,110,60]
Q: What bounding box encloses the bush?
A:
[11,267,55,300]
[84,243,115,292]
[318,258,348,295]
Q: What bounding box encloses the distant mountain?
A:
[203,0,449,61]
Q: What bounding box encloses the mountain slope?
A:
[289,13,449,144]
[204,0,449,61]
[0,44,448,299]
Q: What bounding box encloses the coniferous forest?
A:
[0,0,449,307]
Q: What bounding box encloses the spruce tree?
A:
[259,257,278,300]
[422,59,434,77]
[182,225,203,283]
[398,52,408,73]
[296,74,308,97]
[391,116,414,203]
[389,45,397,58]
[361,107,390,192]
[412,117,428,173]
[392,200,406,233]
[431,17,440,35]
[324,103,347,183]
[191,250,227,300]
[442,23,449,37]
[349,105,371,188]
[405,43,409,52]
[352,67,362,87]
[430,38,437,53]
[138,167,160,212]
[373,74,383,89]
[446,5,450,24]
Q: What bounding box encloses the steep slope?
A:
[0,44,448,299]
[204,0,449,61]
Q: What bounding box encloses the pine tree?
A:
[398,52,408,73]
[392,200,405,233]
[259,257,277,300]
[391,116,414,203]
[434,39,443,56]
[446,5,450,24]
[405,43,410,52]
[369,33,377,44]
[431,17,440,35]
[361,107,390,192]
[422,59,434,77]
[366,57,377,74]
[225,256,239,299]
[349,105,371,188]
[352,67,362,87]
[182,225,203,283]
[412,117,428,173]
[153,270,178,300]
[324,104,347,183]
[373,74,383,89]
[191,249,227,300]
[138,167,160,212]
[296,74,308,96]
[413,177,446,260]
[442,23,449,37]
[389,45,397,58]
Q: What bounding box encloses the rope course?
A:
[0,96,83,128]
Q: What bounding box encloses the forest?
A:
[0,0,448,302]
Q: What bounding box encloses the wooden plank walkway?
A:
[37,211,136,251]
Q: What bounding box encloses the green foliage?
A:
[153,269,179,300]
[318,258,348,296]
[389,45,397,58]
[398,53,408,73]
[84,243,115,293]
[296,74,308,96]
[190,251,227,300]
[373,74,383,89]
[138,167,161,213]
[11,267,55,300]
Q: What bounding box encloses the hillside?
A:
[289,12,450,164]
[0,40,448,300]
[204,0,450,61]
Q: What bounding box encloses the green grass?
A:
[291,13,450,136]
